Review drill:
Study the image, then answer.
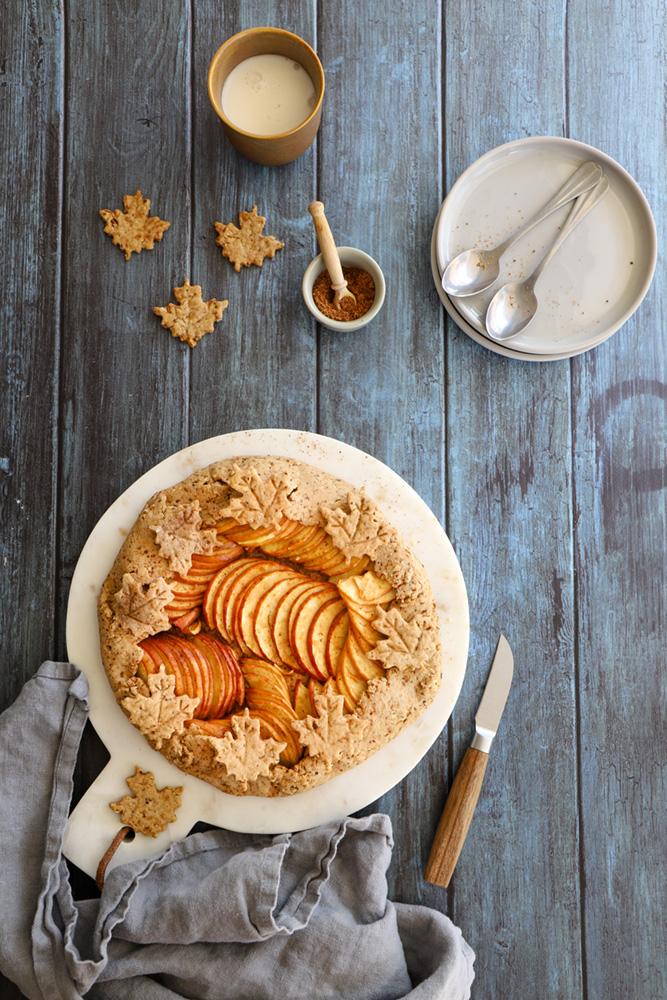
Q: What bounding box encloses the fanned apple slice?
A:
[253,576,304,664]
[222,559,278,646]
[290,588,340,680]
[334,653,363,712]
[258,519,302,555]
[329,554,371,580]
[287,583,336,677]
[188,717,233,737]
[337,571,395,612]
[307,600,346,680]
[348,608,382,649]
[250,708,301,765]
[242,657,292,704]
[327,612,350,677]
[266,522,320,559]
[149,635,198,702]
[191,634,230,717]
[203,559,252,629]
[234,567,297,657]
[346,630,385,682]
[219,521,282,548]
[307,678,324,715]
[272,579,317,670]
[293,680,312,719]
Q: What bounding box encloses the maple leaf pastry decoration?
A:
[214,206,284,271]
[153,281,229,348]
[109,767,183,837]
[212,709,285,785]
[320,492,389,559]
[367,606,424,671]
[99,190,171,260]
[148,496,217,576]
[112,572,173,639]
[121,665,199,748]
[292,689,368,771]
[221,465,297,530]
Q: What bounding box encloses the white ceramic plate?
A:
[63,429,469,877]
[435,136,656,358]
[431,207,580,362]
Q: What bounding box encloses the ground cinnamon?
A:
[312,266,375,321]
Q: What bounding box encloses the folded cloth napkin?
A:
[0,664,474,1000]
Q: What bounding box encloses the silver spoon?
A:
[485,176,609,343]
[441,160,602,298]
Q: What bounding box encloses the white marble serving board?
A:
[63,429,469,878]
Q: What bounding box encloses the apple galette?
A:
[98,457,442,796]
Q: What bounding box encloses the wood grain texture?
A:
[0,0,666,997]
[443,2,584,997]
[56,0,192,860]
[0,1,62,709]
[425,746,489,888]
[315,0,447,908]
[189,1,317,443]
[567,2,667,997]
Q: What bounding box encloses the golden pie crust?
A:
[98,456,442,796]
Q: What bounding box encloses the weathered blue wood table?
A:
[1,2,665,998]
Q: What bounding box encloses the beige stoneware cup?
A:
[207,27,325,166]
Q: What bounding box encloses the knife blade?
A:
[424,634,514,888]
[471,633,514,753]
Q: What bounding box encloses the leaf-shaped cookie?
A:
[153,281,229,348]
[122,665,199,748]
[113,573,173,639]
[214,206,284,271]
[99,191,170,260]
[222,465,296,529]
[292,689,367,770]
[367,606,423,671]
[320,492,389,559]
[148,496,217,575]
[213,709,285,784]
[110,767,182,837]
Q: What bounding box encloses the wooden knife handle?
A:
[424,746,489,888]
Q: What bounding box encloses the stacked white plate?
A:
[432,137,656,361]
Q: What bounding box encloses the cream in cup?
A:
[221,54,316,136]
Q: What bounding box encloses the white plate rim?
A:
[64,429,469,871]
[435,135,657,358]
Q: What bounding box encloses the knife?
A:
[424,634,514,888]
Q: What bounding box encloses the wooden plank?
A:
[0,1,62,714]
[189,0,317,443]
[57,0,191,812]
[0,8,63,997]
[567,2,667,996]
[443,2,584,997]
[315,0,446,904]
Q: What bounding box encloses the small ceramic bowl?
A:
[207,27,325,166]
[302,247,386,332]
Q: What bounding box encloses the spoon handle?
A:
[528,176,609,287]
[501,160,602,253]
[308,201,349,296]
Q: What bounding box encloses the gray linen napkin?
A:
[0,663,474,1000]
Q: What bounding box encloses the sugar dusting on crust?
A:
[98,455,442,797]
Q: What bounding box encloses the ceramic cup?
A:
[207,27,325,167]
[302,247,386,332]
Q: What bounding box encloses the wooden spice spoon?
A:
[308,201,356,306]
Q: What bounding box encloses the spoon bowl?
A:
[441,248,502,297]
[485,282,538,341]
